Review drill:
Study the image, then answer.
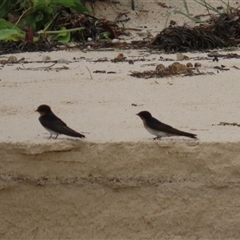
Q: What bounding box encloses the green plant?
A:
[0,18,25,41]
[0,0,90,43]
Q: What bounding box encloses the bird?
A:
[36,104,85,139]
[136,111,197,140]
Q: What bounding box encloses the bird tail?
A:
[72,131,85,138]
[179,130,197,139]
[63,126,85,138]
[76,133,85,138]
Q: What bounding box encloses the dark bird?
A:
[136,111,197,140]
[36,104,85,139]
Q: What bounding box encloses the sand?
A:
[1,0,240,239]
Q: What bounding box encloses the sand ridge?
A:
[1,141,240,239]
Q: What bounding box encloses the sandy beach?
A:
[1,0,240,239]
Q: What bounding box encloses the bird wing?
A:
[147,117,196,138]
[39,113,67,132]
[146,117,177,133]
[148,118,188,135]
[40,114,85,138]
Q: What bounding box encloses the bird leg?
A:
[49,134,52,139]
[54,135,58,139]
[153,136,162,140]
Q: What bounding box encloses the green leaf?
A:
[100,31,111,39]
[0,18,25,41]
[43,5,53,14]
[50,0,75,8]
[24,13,37,29]
[0,18,19,30]
[72,0,91,13]
[33,0,51,8]
[0,0,12,18]
[51,0,90,13]
[33,0,90,13]
[24,6,53,31]
[0,19,10,30]
[0,29,25,41]
[50,26,71,43]
[35,11,44,22]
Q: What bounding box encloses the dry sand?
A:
[1,1,240,239]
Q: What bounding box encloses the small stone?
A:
[186,62,193,68]
[112,38,119,43]
[42,55,51,62]
[8,56,18,63]
[194,62,202,67]
[155,64,166,73]
[58,58,69,64]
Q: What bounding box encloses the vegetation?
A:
[0,0,90,43]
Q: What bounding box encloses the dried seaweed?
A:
[52,9,122,41]
[212,122,240,127]
[130,62,214,79]
[0,37,55,54]
[151,8,240,52]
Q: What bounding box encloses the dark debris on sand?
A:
[151,8,240,52]
[2,4,240,54]
[0,38,56,55]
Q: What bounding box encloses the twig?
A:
[131,0,135,10]
[86,66,93,79]
[44,63,56,69]
[38,27,85,35]
[14,7,33,28]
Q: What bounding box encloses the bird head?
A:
[36,104,52,116]
[136,111,152,120]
